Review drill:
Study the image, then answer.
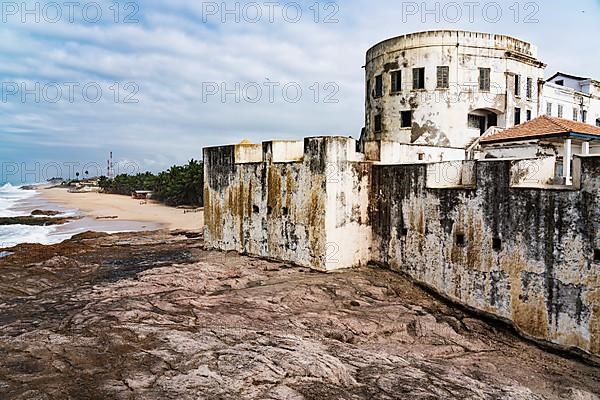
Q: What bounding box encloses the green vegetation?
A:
[98,160,204,207]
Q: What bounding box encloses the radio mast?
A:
[107,152,114,178]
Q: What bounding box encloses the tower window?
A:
[391,71,402,93]
[374,114,382,132]
[479,68,491,91]
[374,75,383,98]
[437,66,449,89]
[401,111,413,128]
[413,68,425,90]
[468,114,482,129]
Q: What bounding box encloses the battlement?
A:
[367,30,538,62]
[424,155,597,190]
[204,137,364,166]
[204,137,371,272]
[370,155,600,359]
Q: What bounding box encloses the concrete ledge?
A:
[234,144,263,164]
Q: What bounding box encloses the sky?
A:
[1,0,599,183]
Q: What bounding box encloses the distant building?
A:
[543,72,600,127]
[132,190,153,200]
[47,177,64,185]
[69,182,101,193]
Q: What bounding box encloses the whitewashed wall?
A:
[362,30,545,150]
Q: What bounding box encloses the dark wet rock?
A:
[0,231,598,399]
[30,210,62,217]
[170,229,203,239]
[0,216,72,226]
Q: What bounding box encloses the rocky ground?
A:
[0,231,598,399]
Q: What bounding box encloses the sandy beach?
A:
[39,187,203,231]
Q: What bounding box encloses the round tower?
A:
[360,30,546,160]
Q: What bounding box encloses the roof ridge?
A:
[545,115,571,131]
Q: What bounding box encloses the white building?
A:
[542,73,600,127]
[480,115,600,185]
[358,30,600,165]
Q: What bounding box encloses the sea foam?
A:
[0,183,71,249]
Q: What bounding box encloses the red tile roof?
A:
[480,115,600,144]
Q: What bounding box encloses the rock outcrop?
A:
[0,231,598,399]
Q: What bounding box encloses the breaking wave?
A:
[0,183,71,249]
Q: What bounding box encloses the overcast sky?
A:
[1,0,599,182]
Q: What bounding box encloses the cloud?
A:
[0,0,599,182]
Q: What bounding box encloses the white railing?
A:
[466,126,505,159]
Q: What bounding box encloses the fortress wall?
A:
[205,137,600,357]
[204,137,371,271]
[370,155,600,356]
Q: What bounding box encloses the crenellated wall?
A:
[205,142,600,358]
[370,155,600,358]
[204,137,371,272]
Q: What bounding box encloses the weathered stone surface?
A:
[371,157,600,359]
[0,231,598,399]
[204,137,371,272]
[206,145,600,358]
[362,31,545,150]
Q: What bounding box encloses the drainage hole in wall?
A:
[493,238,502,252]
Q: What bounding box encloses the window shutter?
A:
[444,67,449,87]
[413,69,419,90]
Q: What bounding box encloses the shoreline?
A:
[37,186,203,232]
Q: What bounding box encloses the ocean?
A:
[0,183,74,249]
[0,183,160,250]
